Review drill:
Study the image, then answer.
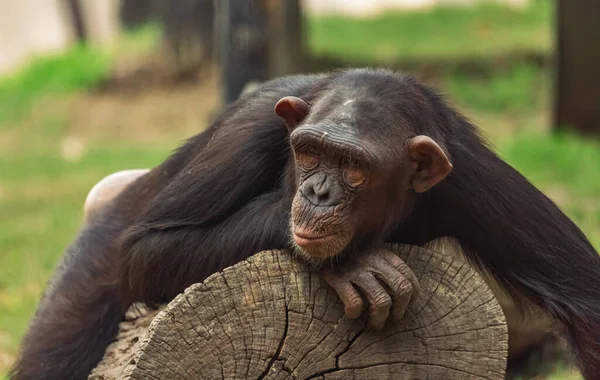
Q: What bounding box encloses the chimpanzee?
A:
[11,68,600,380]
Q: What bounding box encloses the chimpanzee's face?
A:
[275,89,452,261]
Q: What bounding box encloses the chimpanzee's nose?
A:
[301,174,342,206]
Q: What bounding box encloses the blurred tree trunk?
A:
[119,0,157,29]
[267,0,306,78]
[216,0,306,104]
[65,0,87,41]
[119,0,215,74]
[158,0,215,73]
[216,0,270,104]
[554,0,600,135]
[78,0,121,45]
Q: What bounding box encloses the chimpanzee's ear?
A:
[407,135,453,193]
[274,96,310,130]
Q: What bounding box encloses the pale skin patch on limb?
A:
[84,169,150,221]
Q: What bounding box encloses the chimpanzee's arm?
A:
[117,105,293,302]
[424,132,600,378]
[141,122,290,230]
[120,190,291,303]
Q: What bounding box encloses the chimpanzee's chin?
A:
[293,247,330,266]
[295,245,337,261]
[292,234,351,263]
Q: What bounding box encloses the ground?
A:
[0,1,597,378]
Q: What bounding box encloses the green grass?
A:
[0,142,170,355]
[501,132,600,199]
[307,0,553,62]
[0,24,161,125]
[500,132,600,250]
[444,61,550,114]
[0,45,110,123]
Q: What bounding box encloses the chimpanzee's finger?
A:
[379,250,421,300]
[323,270,364,319]
[369,255,413,298]
[390,287,413,320]
[367,254,414,321]
[351,272,392,330]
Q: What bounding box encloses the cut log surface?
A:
[90,244,508,379]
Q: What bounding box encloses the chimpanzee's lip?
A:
[293,230,335,246]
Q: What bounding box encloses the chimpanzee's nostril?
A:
[314,183,330,202]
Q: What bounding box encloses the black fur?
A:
[11,69,600,379]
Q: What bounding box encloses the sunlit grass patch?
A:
[0,24,161,125]
[308,0,552,62]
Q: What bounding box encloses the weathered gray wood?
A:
[90,244,508,379]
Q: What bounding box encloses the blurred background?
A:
[0,1,598,378]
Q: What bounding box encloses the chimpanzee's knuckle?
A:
[347,293,364,309]
[401,279,414,293]
[392,278,413,295]
[394,261,410,274]
[354,271,372,284]
[373,292,392,308]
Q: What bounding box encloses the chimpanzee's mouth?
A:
[293,229,335,247]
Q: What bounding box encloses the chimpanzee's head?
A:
[274,70,453,261]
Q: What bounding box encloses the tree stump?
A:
[90,244,508,379]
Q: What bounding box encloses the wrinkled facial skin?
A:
[288,126,377,260]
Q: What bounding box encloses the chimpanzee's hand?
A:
[322,249,420,330]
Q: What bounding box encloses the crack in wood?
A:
[305,327,366,379]
[258,302,290,379]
